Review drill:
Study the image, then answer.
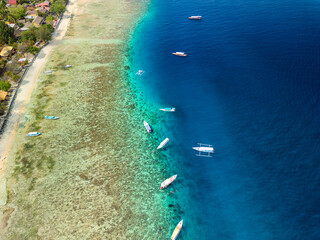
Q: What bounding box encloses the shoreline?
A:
[0,0,76,177]
[0,0,175,239]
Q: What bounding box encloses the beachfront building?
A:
[26,10,37,19]
[32,16,44,27]
[27,4,36,11]
[37,1,50,8]
[7,0,16,6]
[0,91,8,102]
[0,46,14,60]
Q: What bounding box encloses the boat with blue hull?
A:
[45,116,59,120]
[27,132,41,137]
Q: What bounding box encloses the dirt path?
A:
[0,0,76,176]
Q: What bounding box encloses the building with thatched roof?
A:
[0,46,14,59]
[0,91,8,101]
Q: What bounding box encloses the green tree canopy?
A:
[0,21,14,44]
[45,14,54,23]
[8,5,26,20]
[35,25,52,41]
[0,80,11,91]
[20,26,37,43]
[51,3,65,16]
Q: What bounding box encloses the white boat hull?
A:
[170,220,183,240]
[27,132,40,136]
[160,108,175,112]
[157,138,169,149]
[160,174,177,189]
[143,120,152,133]
[193,146,214,153]
[172,52,187,57]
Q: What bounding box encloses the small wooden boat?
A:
[172,52,187,57]
[159,174,177,189]
[27,132,41,137]
[143,120,152,133]
[170,220,183,240]
[189,16,202,20]
[160,108,175,112]
[45,116,59,120]
[157,138,169,149]
[193,143,214,157]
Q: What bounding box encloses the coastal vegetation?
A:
[0,0,67,116]
[0,0,178,239]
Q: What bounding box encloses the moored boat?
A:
[192,146,214,153]
[157,138,169,149]
[27,132,41,137]
[170,220,183,240]
[172,52,187,57]
[159,174,177,189]
[45,116,59,120]
[136,70,145,76]
[189,16,202,20]
[64,65,72,68]
[160,108,175,112]
[143,120,152,133]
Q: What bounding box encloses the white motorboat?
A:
[160,108,175,112]
[143,120,152,133]
[157,138,169,149]
[64,65,72,68]
[170,220,183,240]
[172,52,187,57]
[189,16,202,20]
[159,174,177,189]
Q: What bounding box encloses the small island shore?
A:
[0,0,75,178]
[0,0,175,239]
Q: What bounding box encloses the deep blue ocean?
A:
[130,0,320,239]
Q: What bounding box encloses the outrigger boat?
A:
[159,174,177,189]
[157,138,169,149]
[27,132,41,137]
[136,70,145,76]
[143,120,152,133]
[170,220,183,240]
[160,108,175,112]
[45,116,59,120]
[189,16,202,20]
[172,52,187,57]
[193,143,214,157]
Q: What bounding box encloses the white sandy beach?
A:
[0,0,75,176]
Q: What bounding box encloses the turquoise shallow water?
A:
[128,0,320,239]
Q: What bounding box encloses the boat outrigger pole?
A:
[192,143,214,157]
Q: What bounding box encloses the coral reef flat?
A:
[0,0,178,239]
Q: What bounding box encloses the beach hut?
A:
[8,0,16,6]
[0,91,8,101]
[0,46,14,60]
[32,16,44,27]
